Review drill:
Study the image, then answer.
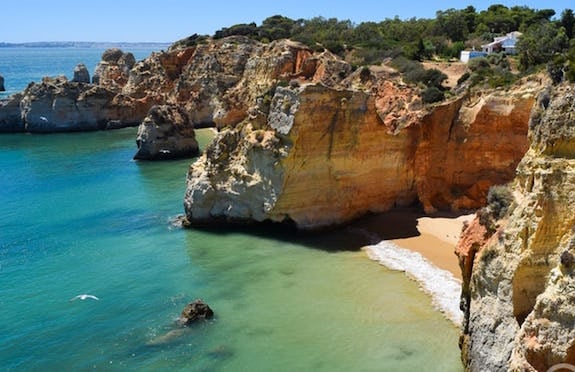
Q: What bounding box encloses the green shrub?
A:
[457,71,471,85]
[478,184,514,233]
[486,184,514,220]
[422,86,445,103]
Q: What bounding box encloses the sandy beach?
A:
[354,208,474,279]
[355,208,474,325]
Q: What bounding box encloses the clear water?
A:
[0,49,463,371]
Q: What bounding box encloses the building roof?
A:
[482,31,522,50]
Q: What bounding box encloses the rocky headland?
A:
[0,35,542,223]
[3,32,572,370]
[456,84,575,371]
[181,55,541,229]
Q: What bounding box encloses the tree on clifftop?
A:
[517,21,569,71]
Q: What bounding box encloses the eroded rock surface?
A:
[0,48,146,133]
[134,105,199,160]
[184,73,542,229]
[456,83,575,371]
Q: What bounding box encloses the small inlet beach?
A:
[356,209,474,326]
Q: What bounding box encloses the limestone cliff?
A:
[134,105,199,160]
[456,83,575,371]
[183,71,541,229]
[0,52,146,133]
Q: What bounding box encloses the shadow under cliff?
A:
[184,206,472,253]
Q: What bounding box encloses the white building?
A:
[482,31,522,55]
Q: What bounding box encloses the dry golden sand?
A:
[354,208,474,279]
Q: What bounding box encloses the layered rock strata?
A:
[183,73,542,229]
[456,84,575,371]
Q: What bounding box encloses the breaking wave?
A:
[364,241,463,326]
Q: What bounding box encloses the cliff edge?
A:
[183,59,541,229]
[456,83,575,371]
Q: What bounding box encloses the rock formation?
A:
[178,299,214,325]
[0,74,5,91]
[0,48,152,133]
[134,104,199,160]
[456,83,575,371]
[183,68,542,229]
[0,93,23,132]
[92,48,135,88]
[72,63,90,83]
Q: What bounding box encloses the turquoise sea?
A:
[0,48,463,371]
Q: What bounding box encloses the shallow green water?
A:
[0,128,462,371]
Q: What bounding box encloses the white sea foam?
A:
[364,241,463,327]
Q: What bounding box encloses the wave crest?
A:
[364,241,463,326]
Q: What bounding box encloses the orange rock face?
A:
[269,85,419,227]
[184,74,542,229]
[457,84,575,371]
[415,90,534,213]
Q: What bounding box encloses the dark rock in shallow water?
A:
[0,74,5,91]
[178,299,214,325]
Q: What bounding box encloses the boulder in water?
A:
[178,299,214,325]
[0,74,5,91]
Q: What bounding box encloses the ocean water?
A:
[0,49,463,371]
[0,47,158,97]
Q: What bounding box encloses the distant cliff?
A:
[456,83,575,371]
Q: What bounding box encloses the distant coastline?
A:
[0,41,171,49]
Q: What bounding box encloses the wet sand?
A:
[353,208,474,279]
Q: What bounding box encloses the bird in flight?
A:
[70,294,100,301]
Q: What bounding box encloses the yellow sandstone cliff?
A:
[456,83,575,371]
[183,65,542,229]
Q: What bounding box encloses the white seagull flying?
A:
[70,294,100,301]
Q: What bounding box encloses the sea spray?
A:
[364,241,463,326]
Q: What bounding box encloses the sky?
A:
[2,0,572,43]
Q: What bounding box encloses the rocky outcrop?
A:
[0,48,151,133]
[178,299,214,325]
[0,93,23,132]
[183,73,542,229]
[17,76,145,132]
[456,83,575,371]
[134,105,199,160]
[0,74,5,91]
[92,48,135,89]
[72,63,90,83]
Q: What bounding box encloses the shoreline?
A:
[391,213,473,279]
[353,208,474,325]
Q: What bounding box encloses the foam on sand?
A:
[364,241,463,326]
